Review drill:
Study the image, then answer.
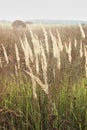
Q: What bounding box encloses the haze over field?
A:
[0,0,87,21]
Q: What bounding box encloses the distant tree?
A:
[12,20,26,28]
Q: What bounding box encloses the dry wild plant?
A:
[84,46,87,77]
[20,35,37,99]
[23,69,49,94]
[56,29,63,52]
[20,38,30,69]
[32,33,40,74]
[79,40,83,58]
[64,38,72,63]
[74,38,77,48]
[1,43,9,64]
[15,43,20,69]
[29,27,40,74]
[24,34,34,63]
[40,41,48,93]
[15,64,18,77]
[20,33,49,98]
[20,35,33,68]
[79,23,85,39]
[49,30,61,71]
[41,25,49,54]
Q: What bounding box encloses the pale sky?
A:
[0,0,87,21]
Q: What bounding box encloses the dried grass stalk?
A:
[84,46,87,77]
[24,34,33,62]
[20,35,37,99]
[49,30,61,70]
[23,69,49,94]
[74,38,77,48]
[41,25,49,53]
[15,64,18,77]
[79,23,85,39]
[15,43,20,69]
[56,29,63,52]
[29,28,40,74]
[79,40,83,58]
[40,42,48,89]
[65,38,72,63]
[20,38,30,68]
[20,35,33,68]
[1,43,9,64]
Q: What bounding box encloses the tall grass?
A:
[0,23,87,130]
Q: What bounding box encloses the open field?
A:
[0,23,87,130]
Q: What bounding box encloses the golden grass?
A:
[0,23,87,97]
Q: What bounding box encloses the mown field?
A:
[0,23,87,130]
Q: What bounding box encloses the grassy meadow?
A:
[0,23,87,130]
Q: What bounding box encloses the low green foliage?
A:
[0,76,87,130]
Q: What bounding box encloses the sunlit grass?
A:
[0,23,87,130]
